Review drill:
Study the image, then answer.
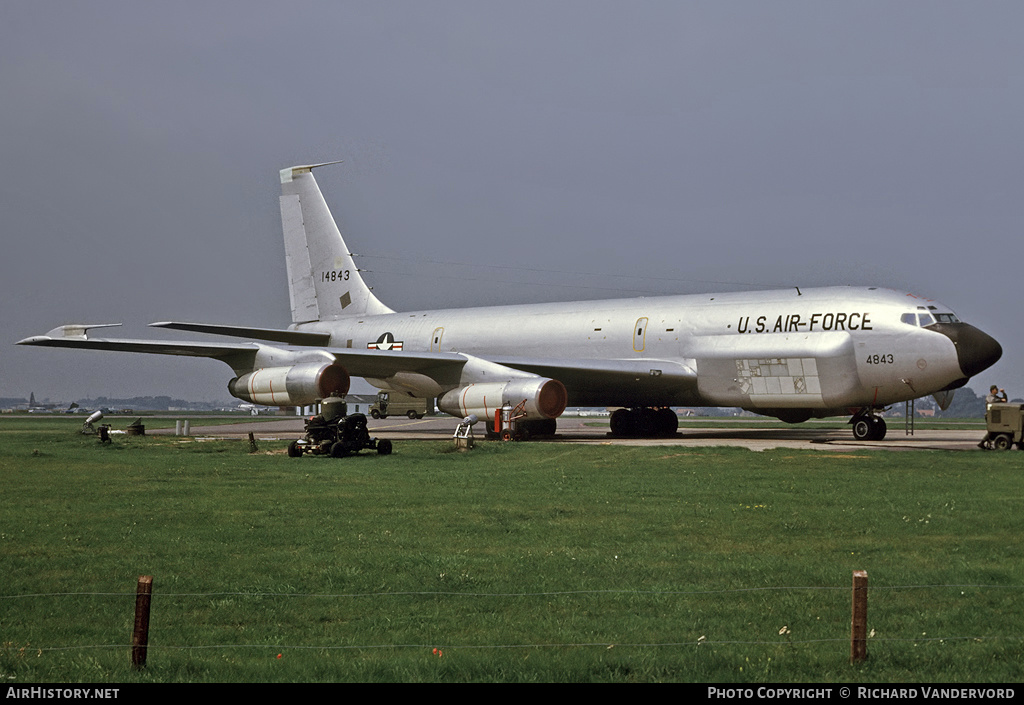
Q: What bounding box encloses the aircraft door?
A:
[634,317,648,352]
[430,327,444,352]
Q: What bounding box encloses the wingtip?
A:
[279,160,344,184]
[18,323,123,342]
[53,323,122,338]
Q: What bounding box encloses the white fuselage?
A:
[295,285,965,415]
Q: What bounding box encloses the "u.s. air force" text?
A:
[736,312,872,334]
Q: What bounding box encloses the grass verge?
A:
[1,425,1021,682]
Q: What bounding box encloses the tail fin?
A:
[279,162,394,323]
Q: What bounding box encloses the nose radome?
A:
[930,323,1002,379]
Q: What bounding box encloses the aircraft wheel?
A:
[657,408,679,436]
[993,434,1013,451]
[377,439,393,455]
[610,409,634,436]
[287,440,303,458]
[499,428,514,442]
[520,418,556,437]
[852,418,873,441]
[870,417,887,441]
[635,408,657,436]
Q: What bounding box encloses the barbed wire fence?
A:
[3,580,1023,663]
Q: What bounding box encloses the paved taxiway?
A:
[150,415,993,452]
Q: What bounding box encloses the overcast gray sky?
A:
[2,2,1021,405]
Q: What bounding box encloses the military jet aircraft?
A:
[18,162,1002,440]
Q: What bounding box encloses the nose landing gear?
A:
[850,411,887,441]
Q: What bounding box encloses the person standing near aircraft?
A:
[978,384,1010,448]
[986,385,1008,405]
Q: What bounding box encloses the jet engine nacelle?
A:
[437,378,567,421]
[228,362,350,407]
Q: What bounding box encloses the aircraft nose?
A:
[931,323,1002,379]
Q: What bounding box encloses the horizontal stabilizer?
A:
[150,321,331,346]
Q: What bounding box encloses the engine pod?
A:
[438,378,567,421]
[229,362,350,406]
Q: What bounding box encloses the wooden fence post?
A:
[131,575,153,670]
[850,570,868,664]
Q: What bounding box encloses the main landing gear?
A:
[850,411,887,441]
[609,407,679,438]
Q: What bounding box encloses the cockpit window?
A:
[902,311,959,326]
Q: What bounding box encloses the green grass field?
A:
[1,418,1022,682]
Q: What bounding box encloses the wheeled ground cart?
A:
[288,405,393,458]
[980,403,1024,451]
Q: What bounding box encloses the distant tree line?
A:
[74,396,229,411]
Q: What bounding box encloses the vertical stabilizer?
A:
[279,162,394,323]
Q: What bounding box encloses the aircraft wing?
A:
[150,321,332,346]
[16,325,263,375]
[148,323,697,380]
[16,334,257,359]
[147,322,699,404]
[303,350,697,407]
[16,324,476,381]
[315,347,473,378]
[18,323,698,408]
[486,355,698,407]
